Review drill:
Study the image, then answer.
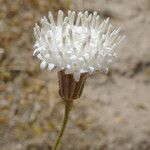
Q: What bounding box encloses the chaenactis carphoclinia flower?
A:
[33,11,125,150]
[33,10,125,82]
[33,10,125,101]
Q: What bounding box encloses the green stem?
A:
[52,101,73,150]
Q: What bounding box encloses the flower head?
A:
[33,10,124,81]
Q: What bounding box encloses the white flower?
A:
[33,10,124,81]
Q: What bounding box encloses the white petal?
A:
[88,67,94,74]
[91,11,97,28]
[70,11,75,25]
[40,61,47,70]
[74,72,81,82]
[33,49,39,56]
[48,64,55,71]
[48,11,55,26]
[75,12,82,26]
[57,10,63,26]
[37,54,43,60]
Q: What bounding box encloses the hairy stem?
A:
[52,101,73,150]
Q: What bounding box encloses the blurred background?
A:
[0,0,150,150]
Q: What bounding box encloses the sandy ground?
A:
[0,0,150,150]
